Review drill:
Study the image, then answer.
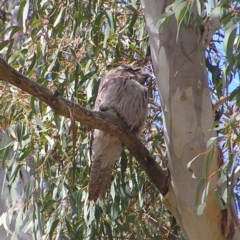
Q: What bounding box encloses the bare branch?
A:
[143,212,177,240]
[213,95,230,111]
[0,57,169,196]
[200,16,222,48]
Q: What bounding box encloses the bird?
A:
[88,64,150,201]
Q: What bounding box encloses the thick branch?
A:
[0,57,169,196]
[200,16,221,48]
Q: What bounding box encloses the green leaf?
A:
[196,0,204,17]
[173,1,186,21]
[209,6,222,19]
[206,137,221,148]
[24,175,34,199]
[5,26,23,40]
[205,148,215,177]
[104,220,113,240]
[19,146,32,161]
[17,0,26,23]
[126,4,139,15]
[224,23,237,68]
[35,115,46,130]
[155,11,173,30]
[187,154,202,178]
[202,181,210,204]
[195,178,206,206]
[22,0,30,30]
[42,199,56,212]
[215,191,226,209]
[197,203,206,215]
[44,135,55,149]
[45,50,59,77]
[49,219,60,240]
[26,53,37,77]
[78,71,96,87]
[229,112,238,135]
[176,3,188,23]
[30,19,42,28]
[0,40,10,51]
[54,113,61,130]
[110,204,119,220]
[54,7,65,27]
[105,10,115,34]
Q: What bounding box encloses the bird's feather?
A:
[89,65,149,201]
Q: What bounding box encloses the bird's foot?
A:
[99,104,121,118]
[99,104,110,111]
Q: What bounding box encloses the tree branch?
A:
[212,95,230,112]
[200,16,222,48]
[0,57,169,196]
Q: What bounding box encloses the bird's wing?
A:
[95,77,149,131]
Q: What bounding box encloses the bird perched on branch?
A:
[89,64,150,201]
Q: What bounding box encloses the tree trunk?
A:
[141,0,240,239]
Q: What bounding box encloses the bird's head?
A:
[108,64,153,85]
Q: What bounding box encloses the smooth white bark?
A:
[141,0,240,239]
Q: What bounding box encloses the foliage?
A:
[202,1,240,214]
[0,0,239,239]
[0,0,170,239]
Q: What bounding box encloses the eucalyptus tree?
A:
[142,0,240,239]
[0,0,239,240]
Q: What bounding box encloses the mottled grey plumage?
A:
[89,65,149,201]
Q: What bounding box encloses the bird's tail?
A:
[89,130,123,201]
